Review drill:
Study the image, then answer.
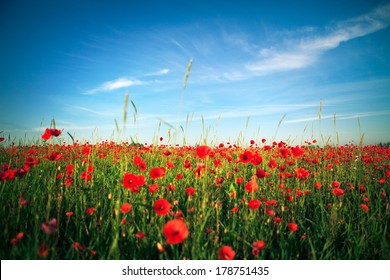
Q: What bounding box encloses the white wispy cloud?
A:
[246,3,390,75]
[144,68,170,77]
[142,103,319,126]
[285,110,390,124]
[85,77,143,94]
[223,33,258,55]
[67,105,115,116]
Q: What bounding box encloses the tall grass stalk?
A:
[177,58,193,143]
[273,113,286,141]
[123,90,129,133]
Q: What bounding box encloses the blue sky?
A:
[1,0,390,146]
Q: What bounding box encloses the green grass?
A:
[0,140,389,260]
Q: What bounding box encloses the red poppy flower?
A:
[41,128,61,140]
[274,217,281,223]
[248,199,261,210]
[295,167,309,180]
[154,198,172,216]
[80,171,92,182]
[288,222,298,232]
[16,232,24,240]
[135,231,145,239]
[120,202,132,213]
[10,238,18,246]
[245,177,258,193]
[123,172,145,192]
[85,207,95,216]
[47,151,62,161]
[41,129,52,140]
[218,246,235,260]
[50,128,61,137]
[332,181,341,188]
[19,195,29,206]
[360,204,369,212]
[82,146,92,156]
[314,181,322,189]
[163,219,189,244]
[185,187,195,196]
[239,151,253,163]
[256,168,269,179]
[253,240,266,249]
[150,167,166,179]
[66,164,74,176]
[252,240,266,256]
[266,208,275,216]
[265,199,278,206]
[268,159,277,169]
[279,148,290,158]
[133,156,143,165]
[123,173,139,192]
[73,242,86,251]
[213,158,222,168]
[148,184,159,193]
[138,161,147,172]
[41,218,57,234]
[286,195,294,202]
[250,154,262,166]
[332,188,344,196]
[24,156,40,167]
[196,145,212,159]
[73,242,81,250]
[10,232,24,245]
[184,159,192,169]
[296,189,303,196]
[38,243,49,257]
[194,165,205,178]
[236,177,244,184]
[166,183,175,191]
[65,177,74,186]
[291,146,304,158]
[0,169,15,182]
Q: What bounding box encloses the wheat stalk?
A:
[123,90,129,132]
[183,58,193,91]
[114,118,120,135]
[176,58,193,142]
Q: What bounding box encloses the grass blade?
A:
[158,117,175,130]
[67,132,75,144]
[131,100,138,125]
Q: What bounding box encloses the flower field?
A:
[0,132,389,260]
